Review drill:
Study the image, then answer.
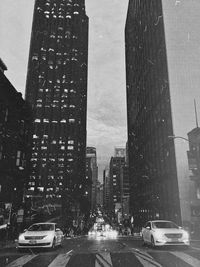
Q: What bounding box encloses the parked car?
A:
[18,222,64,249]
[141,220,190,247]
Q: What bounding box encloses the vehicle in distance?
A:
[88,223,118,239]
[141,220,190,247]
[18,222,64,249]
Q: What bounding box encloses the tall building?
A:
[103,167,110,211]
[125,0,200,227]
[25,0,88,212]
[0,58,32,209]
[96,181,103,207]
[120,165,130,218]
[109,156,125,213]
[86,147,98,210]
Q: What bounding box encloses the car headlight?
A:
[18,234,25,241]
[182,231,189,240]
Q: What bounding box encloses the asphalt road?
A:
[1,236,200,266]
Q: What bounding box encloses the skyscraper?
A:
[25,0,88,211]
[86,147,98,210]
[109,156,125,213]
[125,0,200,227]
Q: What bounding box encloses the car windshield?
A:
[28,224,54,231]
[152,221,179,229]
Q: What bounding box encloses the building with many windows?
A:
[86,147,98,210]
[25,0,88,212]
[125,0,200,228]
[120,165,130,218]
[0,58,32,209]
[103,167,110,211]
[109,156,125,214]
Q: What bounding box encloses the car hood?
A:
[153,228,186,234]
[23,230,54,236]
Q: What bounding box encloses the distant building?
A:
[25,0,89,212]
[0,58,32,209]
[103,167,110,211]
[109,157,125,213]
[86,147,98,210]
[114,147,126,158]
[120,165,130,218]
[96,181,103,207]
[187,127,200,235]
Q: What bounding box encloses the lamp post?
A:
[168,135,190,143]
[168,135,200,176]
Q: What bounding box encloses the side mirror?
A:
[178,226,182,229]
[23,229,27,232]
[146,226,150,230]
[56,228,60,232]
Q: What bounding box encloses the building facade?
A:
[86,147,98,210]
[187,127,200,235]
[103,167,110,212]
[114,147,126,158]
[96,181,103,207]
[109,156,125,214]
[0,58,32,209]
[125,0,183,227]
[25,0,88,212]
[120,165,130,218]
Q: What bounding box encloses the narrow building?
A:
[86,147,98,210]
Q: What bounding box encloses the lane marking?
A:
[48,250,73,267]
[170,251,200,267]
[95,252,113,267]
[6,254,37,267]
[135,255,162,267]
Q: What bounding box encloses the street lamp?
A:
[168,134,200,175]
[168,135,190,143]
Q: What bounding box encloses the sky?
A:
[0,0,129,180]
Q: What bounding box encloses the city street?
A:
[1,236,200,267]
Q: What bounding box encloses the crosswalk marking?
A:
[6,254,37,267]
[135,255,162,267]
[170,251,200,267]
[5,250,200,267]
[133,251,163,267]
[47,251,72,267]
[131,248,154,260]
[95,252,113,267]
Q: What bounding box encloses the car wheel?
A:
[151,236,155,248]
[51,238,56,250]
[142,235,146,246]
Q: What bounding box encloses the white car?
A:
[141,220,190,247]
[18,222,64,249]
